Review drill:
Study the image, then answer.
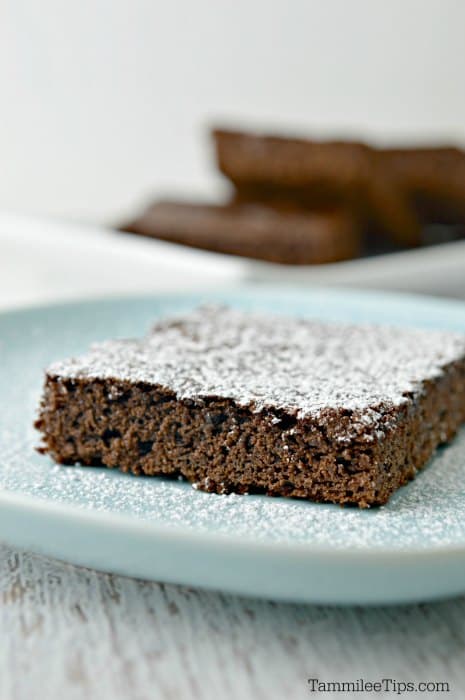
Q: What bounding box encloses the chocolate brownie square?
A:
[35,306,465,507]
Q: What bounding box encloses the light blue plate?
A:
[2,287,465,605]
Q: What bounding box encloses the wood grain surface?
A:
[0,544,464,699]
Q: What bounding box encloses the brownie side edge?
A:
[35,356,465,508]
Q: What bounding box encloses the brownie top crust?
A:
[47,306,465,433]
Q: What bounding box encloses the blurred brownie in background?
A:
[380,146,465,225]
[212,128,422,246]
[119,125,464,266]
[212,128,370,193]
[121,200,360,265]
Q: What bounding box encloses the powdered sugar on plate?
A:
[3,292,465,552]
[3,421,465,550]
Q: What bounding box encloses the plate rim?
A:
[3,487,465,561]
[3,283,465,318]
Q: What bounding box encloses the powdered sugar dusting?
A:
[3,293,465,553]
[48,306,465,428]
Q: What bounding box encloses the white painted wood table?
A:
[2,213,465,698]
[1,544,465,699]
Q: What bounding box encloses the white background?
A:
[1,0,464,223]
[1,14,465,694]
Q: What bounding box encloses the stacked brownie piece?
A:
[121,126,465,264]
[121,200,359,265]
